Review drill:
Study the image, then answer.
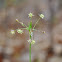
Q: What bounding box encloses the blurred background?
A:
[0,0,62,62]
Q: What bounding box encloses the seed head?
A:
[39,14,44,19]
[17,29,23,34]
[28,12,34,18]
[31,40,35,44]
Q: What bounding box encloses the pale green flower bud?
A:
[17,29,23,34]
[31,40,35,44]
[10,30,15,34]
[28,13,34,18]
[39,14,44,19]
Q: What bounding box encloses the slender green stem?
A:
[16,20,27,27]
[29,18,32,62]
[19,22,27,27]
[29,42,31,62]
[29,34,31,62]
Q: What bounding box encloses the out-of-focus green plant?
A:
[10,12,45,62]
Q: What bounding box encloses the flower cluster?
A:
[28,12,44,19]
[28,39,35,44]
[11,29,23,34]
[11,12,45,44]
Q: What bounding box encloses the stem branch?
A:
[33,18,40,29]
